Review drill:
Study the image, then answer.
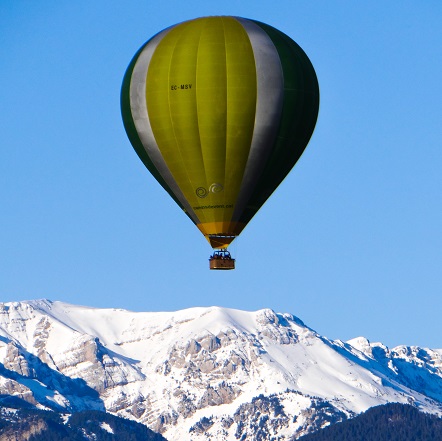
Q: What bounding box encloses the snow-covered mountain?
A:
[0,300,441,440]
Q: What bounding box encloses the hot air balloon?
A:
[121,16,319,270]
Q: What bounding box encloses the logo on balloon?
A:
[209,183,223,194]
[196,187,208,198]
[196,183,224,198]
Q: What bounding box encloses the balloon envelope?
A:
[121,16,319,248]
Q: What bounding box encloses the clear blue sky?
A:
[1,1,441,349]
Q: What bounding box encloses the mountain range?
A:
[0,299,441,440]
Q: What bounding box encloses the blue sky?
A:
[1,1,441,348]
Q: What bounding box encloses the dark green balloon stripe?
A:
[238,20,320,226]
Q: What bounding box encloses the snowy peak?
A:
[0,299,441,440]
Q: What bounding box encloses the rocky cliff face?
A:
[0,300,441,440]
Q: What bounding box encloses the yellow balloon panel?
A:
[145,17,257,233]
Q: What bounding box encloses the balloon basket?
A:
[209,249,235,270]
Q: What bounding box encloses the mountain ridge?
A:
[0,299,441,440]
